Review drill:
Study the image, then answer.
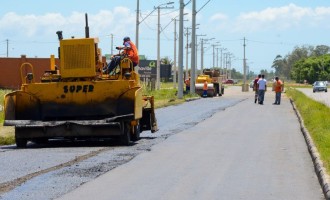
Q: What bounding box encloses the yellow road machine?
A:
[195,69,225,97]
[3,14,158,148]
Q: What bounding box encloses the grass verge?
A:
[286,88,330,173]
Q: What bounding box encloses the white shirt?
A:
[257,78,267,90]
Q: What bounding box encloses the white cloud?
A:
[208,13,228,31]
[208,4,330,33]
[0,7,135,39]
[210,13,228,21]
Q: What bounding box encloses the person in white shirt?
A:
[257,74,267,105]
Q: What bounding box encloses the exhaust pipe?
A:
[85,13,89,38]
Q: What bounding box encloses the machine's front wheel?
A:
[120,121,131,145]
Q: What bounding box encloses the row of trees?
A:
[272,45,330,83]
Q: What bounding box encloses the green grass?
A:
[286,88,330,173]
[142,82,200,108]
[0,134,15,145]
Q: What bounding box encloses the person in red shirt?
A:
[273,76,283,105]
[104,36,139,73]
[253,74,261,103]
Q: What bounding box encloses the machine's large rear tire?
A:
[131,121,141,141]
[15,137,27,148]
[15,127,28,148]
[120,121,131,145]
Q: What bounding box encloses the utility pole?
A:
[156,3,174,90]
[224,53,227,79]
[6,39,9,57]
[228,54,232,79]
[178,0,184,99]
[201,38,204,73]
[195,34,205,73]
[173,18,177,89]
[200,38,214,72]
[216,47,219,68]
[110,34,114,56]
[157,6,161,90]
[185,27,190,79]
[135,0,139,49]
[243,37,247,91]
[212,43,220,68]
[190,0,196,94]
[220,48,226,74]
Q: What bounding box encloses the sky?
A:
[1,0,330,74]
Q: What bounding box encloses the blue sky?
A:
[1,0,330,74]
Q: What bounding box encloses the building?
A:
[0,55,60,89]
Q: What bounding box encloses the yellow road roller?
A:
[195,69,224,97]
[3,14,158,148]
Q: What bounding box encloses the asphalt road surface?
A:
[58,87,324,200]
[0,86,242,199]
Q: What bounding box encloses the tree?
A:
[312,45,330,56]
[161,56,172,65]
[272,55,287,77]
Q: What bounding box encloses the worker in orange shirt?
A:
[203,80,208,97]
[273,76,283,105]
[185,77,191,93]
[104,36,139,73]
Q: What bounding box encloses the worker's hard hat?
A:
[123,36,130,41]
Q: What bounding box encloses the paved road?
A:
[0,87,243,200]
[296,87,330,107]
[58,87,324,200]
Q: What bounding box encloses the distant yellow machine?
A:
[3,14,158,148]
[195,69,224,97]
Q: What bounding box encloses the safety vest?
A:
[203,81,208,90]
[124,41,139,64]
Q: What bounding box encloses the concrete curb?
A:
[290,98,330,200]
[185,97,201,102]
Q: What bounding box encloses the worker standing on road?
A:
[185,77,191,93]
[203,80,208,97]
[257,74,267,105]
[253,74,261,104]
[273,76,283,105]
